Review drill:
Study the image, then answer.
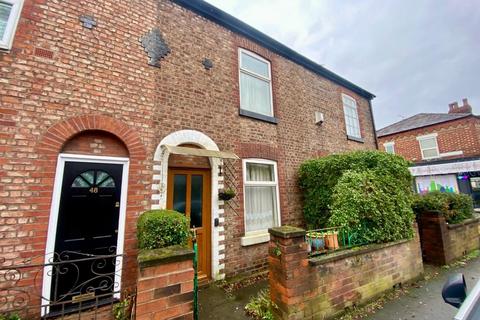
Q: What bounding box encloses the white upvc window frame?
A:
[0,0,24,50]
[241,158,281,246]
[342,93,362,139]
[238,48,274,117]
[383,142,395,154]
[417,133,440,160]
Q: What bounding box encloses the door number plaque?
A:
[71,292,95,303]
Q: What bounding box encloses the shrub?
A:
[412,191,474,224]
[328,170,415,244]
[244,289,277,320]
[137,210,190,250]
[299,150,413,228]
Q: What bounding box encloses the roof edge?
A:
[377,113,475,138]
[172,0,375,100]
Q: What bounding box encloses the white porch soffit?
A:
[164,145,239,160]
[409,159,480,176]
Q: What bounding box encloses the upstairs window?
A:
[243,159,280,235]
[239,49,273,118]
[383,142,395,154]
[342,94,361,139]
[0,0,23,50]
[417,134,439,159]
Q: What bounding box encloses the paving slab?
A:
[198,279,268,320]
[368,257,480,320]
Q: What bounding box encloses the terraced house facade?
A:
[0,0,376,316]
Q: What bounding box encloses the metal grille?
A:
[0,251,135,319]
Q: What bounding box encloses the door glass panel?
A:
[98,177,115,187]
[173,174,187,214]
[81,171,95,184]
[190,175,203,228]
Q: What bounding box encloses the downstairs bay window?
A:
[241,159,281,246]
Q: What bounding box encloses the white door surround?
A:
[152,130,224,280]
[42,153,130,315]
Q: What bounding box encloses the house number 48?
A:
[89,187,99,194]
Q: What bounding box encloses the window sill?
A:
[347,135,364,143]
[239,109,278,124]
[241,233,270,247]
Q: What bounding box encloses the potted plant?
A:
[218,188,236,201]
[324,230,339,250]
[306,231,325,251]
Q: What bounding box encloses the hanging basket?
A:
[218,189,236,201]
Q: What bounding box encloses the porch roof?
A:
[164,145,239,160]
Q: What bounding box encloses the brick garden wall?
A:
[136,246,194,320]
[268,226,423,320]
[417,212,480,265]
[0,0,377,299]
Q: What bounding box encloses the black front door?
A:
[51,161,123,310]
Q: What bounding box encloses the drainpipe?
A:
[368,98,379,150]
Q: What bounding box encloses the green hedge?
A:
[137,210,190,250]
[328,170,415,244]
[299,150,413,229]
[412,191,474,224]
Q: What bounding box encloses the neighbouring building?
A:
[377,99,480,207]
[0,0,377,316]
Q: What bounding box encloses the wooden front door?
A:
[167,168,211,281]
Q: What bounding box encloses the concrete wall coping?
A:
[309,238,410,266]
[138,245,194,268]
[447,216,480,230]
[269,226,306,239]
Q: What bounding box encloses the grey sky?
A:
[205,0,480,129]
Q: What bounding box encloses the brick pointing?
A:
[417,212,480,265]
[136,256,194,320]
[0,0,377,290]
[378,116,480,162]
[268,226,423,319]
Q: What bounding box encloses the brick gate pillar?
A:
[135,245,194,320]
[268,226,309,320]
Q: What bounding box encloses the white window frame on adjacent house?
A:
[238,48,274,118]
[417,133,440,159]
[342,94,362,139]
[383,142,395,154]
[0,0,24,50]
[241,158,281,246]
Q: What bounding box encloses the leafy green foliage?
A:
[299,150,413,229]
[328,170,415,244]
[112,298,131,320]
[0,314,21,320]
[137,210,190,249]
[245,289,277,320]
[412,191,474,224]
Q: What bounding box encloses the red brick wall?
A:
[417,212,480,265]
[136,253,194,320]
[0,0,377,288]
[268,226,423,319]
[62,130,129,157]
[378,117,480,162]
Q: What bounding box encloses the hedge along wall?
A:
[417,212,480,265]
[268,226,423,320]
[299,151,415,245]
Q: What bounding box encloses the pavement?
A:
[368,257,480,320]
[198,257,480,320]
[198,279,268,320]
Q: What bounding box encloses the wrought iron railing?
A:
[0,249,135,319]
[305,226,366,257]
